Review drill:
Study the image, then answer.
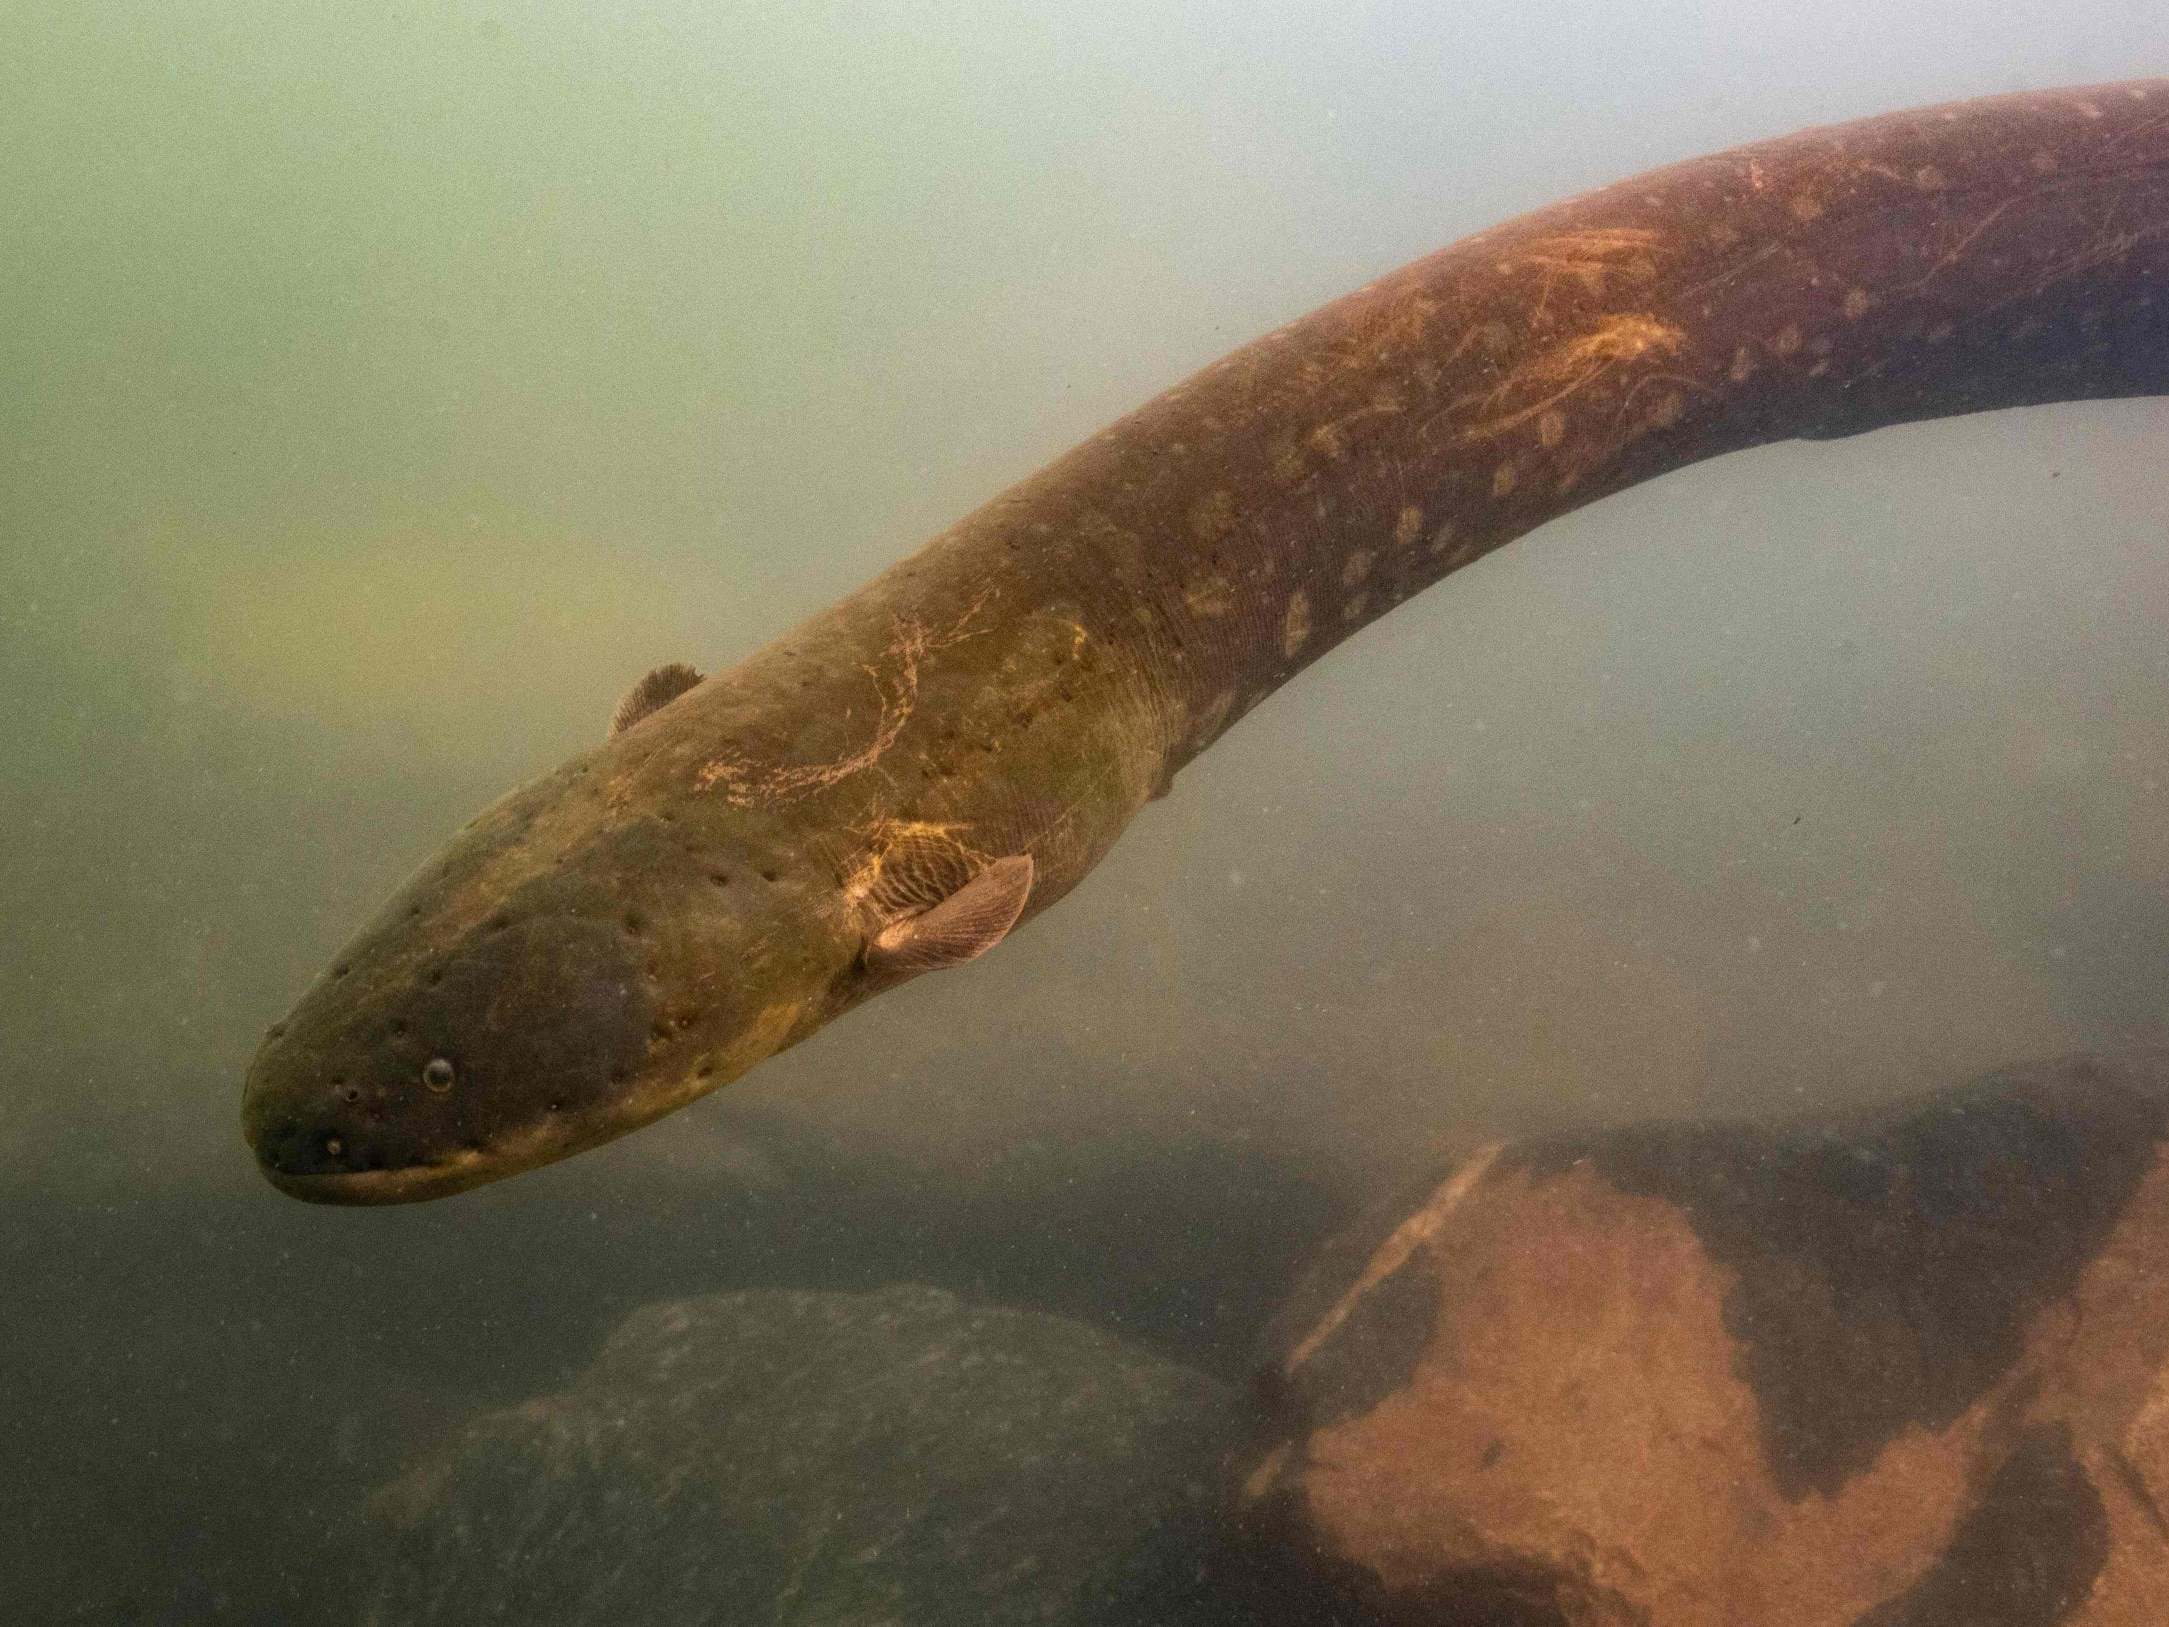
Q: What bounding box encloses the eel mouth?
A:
[245,1074,709,1205]
[256,1150,496,1207]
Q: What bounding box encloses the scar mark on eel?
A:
[1455,314,1690,442]
[696,592,995,807]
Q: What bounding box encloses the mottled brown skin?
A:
[244,82,2169,1203]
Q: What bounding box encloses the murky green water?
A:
[9,5,2169,1622]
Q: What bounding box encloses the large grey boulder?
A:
[362,1283,1245,1626]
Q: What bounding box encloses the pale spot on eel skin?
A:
[1185,573,1235,618]
[1790,192,1825,221]
[1192,689,1237,745]
[1491,462,1518,498]
[1189,488,1237,542]
[1772,323,1804,357]
[1342,590,1371,623]
[1537,408,1567,448]
[1844,286,1872,319]
[1281,591,1313,658]
[1729,345,1757,382]
[1341,551,1374,589]
[1392,503,1424,548]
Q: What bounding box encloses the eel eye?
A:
[421,1057,457,1093]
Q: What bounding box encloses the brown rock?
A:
[1241,1052,2169,1625]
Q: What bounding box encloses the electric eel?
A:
[244,82,2169,1204]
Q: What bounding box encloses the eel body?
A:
[245,82,2169,1203]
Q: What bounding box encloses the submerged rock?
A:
[363,1284,1244,1626]
[1241,1051,2169,1626]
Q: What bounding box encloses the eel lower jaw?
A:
[251,1084,698,1205]
[250,1049,785,1205]
[257,1150,497,1206]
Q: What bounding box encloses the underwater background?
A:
[8,3,2169,1621]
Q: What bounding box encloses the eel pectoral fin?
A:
[864,855,1035,976]
[609,662,705,737]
